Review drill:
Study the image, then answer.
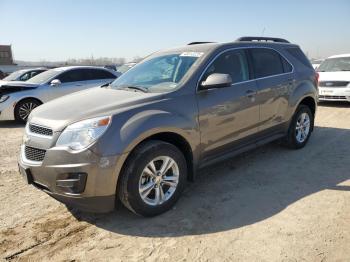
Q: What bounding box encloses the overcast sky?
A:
[1,0,349,61]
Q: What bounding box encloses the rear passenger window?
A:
[282,57,293,73]
[85,69,116,80]
[286,48,313,69]
[202,50,249,84]
[250,48,285,78]
[58,69,86,83]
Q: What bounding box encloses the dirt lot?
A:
[0,102,350,262]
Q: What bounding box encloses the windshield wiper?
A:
[101,82,112,88]
[120,86,148,93]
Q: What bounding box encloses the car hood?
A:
[318,71,350,81]
[29,87,163,131]
[0,80,9,87]
[0,81,39,95]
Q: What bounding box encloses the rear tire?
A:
[118,140,187,217]
[14,99,41,123]
[284,105,314,149]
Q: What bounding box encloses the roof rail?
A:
[236,37,290,43]
[187,41,215,45]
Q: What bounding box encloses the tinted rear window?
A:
[250,48,285,78]
[58,69,86,83]
[85,69,116,80]
[286,48,313,69]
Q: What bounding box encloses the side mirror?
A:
[50,79,61,86]
[200,73,232,89]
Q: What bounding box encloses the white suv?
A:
[317,54,350,102]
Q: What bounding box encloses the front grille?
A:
[29,124,53,136]
[25,146,46,162]
[319,95,347,100]
[319,81,349,88]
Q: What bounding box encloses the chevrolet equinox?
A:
[18,37,318,216]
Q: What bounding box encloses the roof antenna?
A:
[261,27,266,37]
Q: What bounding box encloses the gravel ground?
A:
[0,102,350,262]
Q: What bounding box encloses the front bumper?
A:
[318,87,350,102]
[18,145,123,213]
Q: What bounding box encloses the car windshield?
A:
[109,53,201,93]
[116,64,135,74]
[3,70,25,81]
[317,57,350,72]
[26,69,60,84]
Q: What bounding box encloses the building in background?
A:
[0,45,14,65]
[0,45,20,76]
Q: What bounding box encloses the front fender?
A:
[94,109,200,157]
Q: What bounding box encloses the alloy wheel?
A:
[139,156,179,206]
[295,112,310,143]
[18,102,38,121]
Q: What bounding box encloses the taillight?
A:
[315,72,319,86]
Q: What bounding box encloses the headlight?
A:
[0,95,9,103]
[56,116,112,151]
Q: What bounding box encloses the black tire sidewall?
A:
[120,141,187,217]
[14,99,40,123]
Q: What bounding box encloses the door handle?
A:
[245,90,257,98]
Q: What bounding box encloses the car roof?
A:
[51,65,117,73]
[16,67,47,73]
[328,54,350,59]
[157,40,298,56]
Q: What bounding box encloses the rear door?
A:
[249,48,294,132]
[83,69,117,88]
[196,49,259,160]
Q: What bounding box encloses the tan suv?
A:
[18,37,318,216]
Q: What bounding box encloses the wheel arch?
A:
[298,96,316,116]
[118,131,195,184]
[14,97,43,119]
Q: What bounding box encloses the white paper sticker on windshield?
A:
[180,52,204,57]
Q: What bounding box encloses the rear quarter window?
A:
[286,48,313,69]
[85,69,116,80]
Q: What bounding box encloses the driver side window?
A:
[202,50,249,84]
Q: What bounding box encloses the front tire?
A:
[14,99,41,123]
[284,105,314,149]
[118,140,187,217]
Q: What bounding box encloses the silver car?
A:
[0,68,47,86]
[0,66,118,122]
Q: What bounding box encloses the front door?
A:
[196,49,259,160]
[45,69,87,101]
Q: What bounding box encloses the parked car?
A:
[18,37,318,216]
[116,62,137,75]
[317,54,350,102]
[103,64,123,77]
[0,66,118,122]
[310,59,324,70]
[0,68,47,87]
